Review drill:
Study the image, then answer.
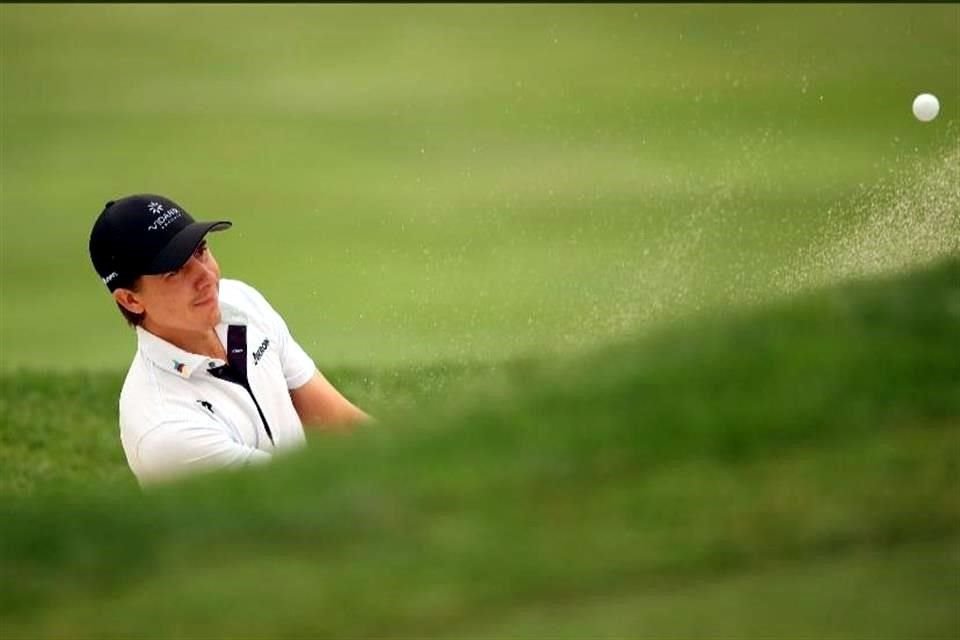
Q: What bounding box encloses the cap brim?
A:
[146,221,232,274]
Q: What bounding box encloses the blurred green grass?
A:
[2,257,958,638]
[2,4,958,370]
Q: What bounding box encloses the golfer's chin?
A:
[192,295,222,326]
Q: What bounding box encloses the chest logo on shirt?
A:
[197,399,215,414]
[252,338,270,365]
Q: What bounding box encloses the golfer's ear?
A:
[113,288,145,315]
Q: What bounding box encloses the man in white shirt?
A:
[88,194,369,486]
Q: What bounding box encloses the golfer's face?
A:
[139,241,222,332]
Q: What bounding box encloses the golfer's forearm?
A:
[301,403,371,431]
[291,371,372,431]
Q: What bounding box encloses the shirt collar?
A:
[136,326,225,379]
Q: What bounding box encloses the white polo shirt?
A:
[119,278,316,486]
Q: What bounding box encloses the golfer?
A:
[88,194,370,486]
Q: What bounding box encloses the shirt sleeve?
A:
[133,420,272,487]
[239,281,317,390]
[277,323,317,390]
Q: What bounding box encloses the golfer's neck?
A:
[144,321,226,361]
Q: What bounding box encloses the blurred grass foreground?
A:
[2,258,959,638]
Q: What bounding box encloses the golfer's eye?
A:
[194,242,208,258]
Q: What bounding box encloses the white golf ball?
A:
[912,93,940,122]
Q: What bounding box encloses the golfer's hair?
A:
[115,277,145,328]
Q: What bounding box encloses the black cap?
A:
[89,194,231,291]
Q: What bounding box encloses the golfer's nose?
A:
[183,255,216,282]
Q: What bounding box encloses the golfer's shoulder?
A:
[219,278,274,313]
[118,353,179,422]
[219,278,288,328]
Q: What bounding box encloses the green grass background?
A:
[1,4,959,638]
[2,3,957,369]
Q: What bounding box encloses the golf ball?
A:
[912,93,940,122]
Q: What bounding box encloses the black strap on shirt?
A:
[208,324,275,446]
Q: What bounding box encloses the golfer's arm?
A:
[135,420,272,486]
[290,371,371,431]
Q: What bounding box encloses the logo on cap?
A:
[147,201,165,215]
[147,207,182,231]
